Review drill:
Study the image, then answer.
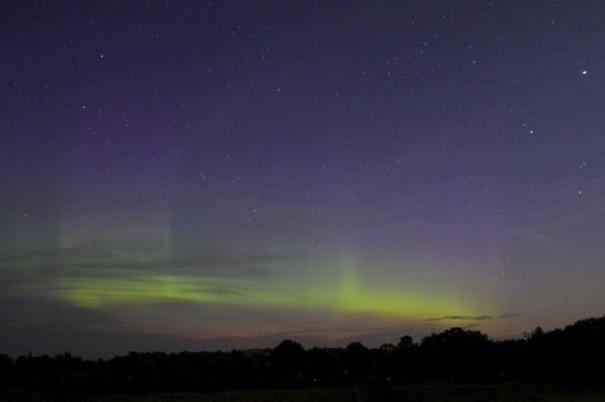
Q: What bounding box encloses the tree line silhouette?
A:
[1,316,603,393]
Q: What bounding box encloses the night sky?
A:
[2,1,605,357]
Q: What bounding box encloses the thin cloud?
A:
[0,244,304,285]
[505,228,551,243]
[425,313,519,322]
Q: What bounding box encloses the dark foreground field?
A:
[3,317,605,401]
[3,386,605,402]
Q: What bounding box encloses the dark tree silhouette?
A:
[398,335,414,350]
[270,339,307,386]
[343,342,371,381]
[1,315,604,393]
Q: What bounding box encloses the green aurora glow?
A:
[55,266,483,320]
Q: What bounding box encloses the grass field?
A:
[3,385,605,402]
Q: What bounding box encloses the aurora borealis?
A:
[2,1,605,357]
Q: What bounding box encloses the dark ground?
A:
[3,385,605,402]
